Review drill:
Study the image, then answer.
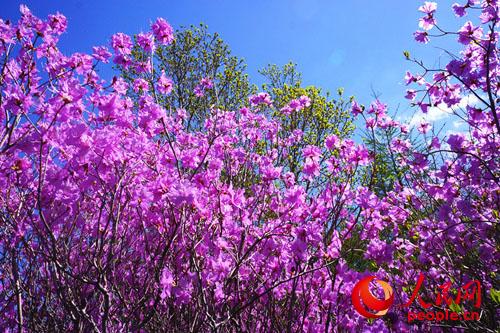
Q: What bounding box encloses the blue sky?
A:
[2,0,464,116]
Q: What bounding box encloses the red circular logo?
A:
[351,276,394,318]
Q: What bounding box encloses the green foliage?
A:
[449,300,463,314]
[490,288,500,304]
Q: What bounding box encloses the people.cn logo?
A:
[351,276,394,318]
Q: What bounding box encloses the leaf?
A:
[449,300,463,313]
[490,288,500,304]
[403,50,411,59]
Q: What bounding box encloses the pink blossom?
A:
[92,46,112,62]
[111,32,133,55]
[200,77,213,89]
[414,30,430,43]
[47,12,67,35]
[417,121,432,133]
[452,3,467,17]
[299,95,311,107]
[160,268,174,299]
[157,70,173,95]
[325,134,339,150]
[249,92,272,107]
[151,18,174,45]
[458,21,483,44]
[351,101,363,115]
[405,89,417,100]
[133,78,149,93]
[418,2,438,14]
[284,185,305,206]
[137,32,155,52]
[419,15,437,30]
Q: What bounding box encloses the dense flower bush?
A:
[0,1,498,332]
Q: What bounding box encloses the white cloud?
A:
[408,94,480,127]
[453,120,466,128]
[409,103,453,126]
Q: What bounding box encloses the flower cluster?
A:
[280,95,311,115]
[248,92,273,106]
[0,2,498,332]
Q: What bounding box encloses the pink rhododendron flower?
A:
[479,5,497,23]
[419,2,438,14]
[299,95,311,107]
[151,17,174,45]
[325,134,339,150]
[284,185,305,206]
[249,92,272,106]
[414,30,430,43]
[133,78,149,93]
[157,70,173,94]
[368,99,387,115]
[200,77,213,89]
[92,46,112,62]
[452,3,467,17]
[419,15,437,30]
[113,77,129,95]
[458,21,483,44]
[137,32,155,52]
[303,145,322,159]
[417,121,432,133]
[194,85,204,97]
[47,12,67,34]
[405,89,417,100]
[160,268,174,299]
[111,32,133,55]
[351,101,363,115]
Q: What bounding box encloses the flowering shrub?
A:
[0,1,498,332]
